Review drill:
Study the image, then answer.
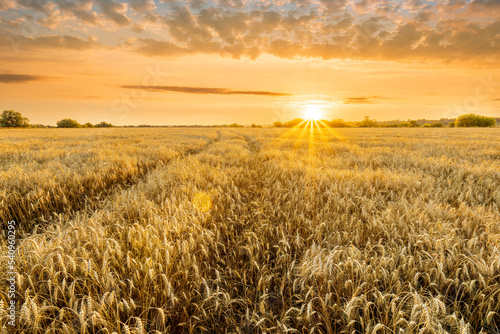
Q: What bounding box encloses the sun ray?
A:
[265,106,364,167]
[294,120,311,150]
[308,120,316,159]
[264,119,309,151]
[316,119,369,160]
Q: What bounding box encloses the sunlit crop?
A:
[0,127,499,333]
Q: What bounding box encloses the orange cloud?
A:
[122,85,291,96]
[0,0,498,65]
[0,73,45,83]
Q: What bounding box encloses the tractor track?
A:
[1,131,222,237]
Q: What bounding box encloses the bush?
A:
[57,119,81,128]
[456,114,496,127]
[423,123,431,127]
[83,122,94,128]
[285,118,306,127]
[431,122,444,127]
[1,110,29,128]
[272,119,306,128]
[448,122,455,127]
[328,119,350,127]
[358,116,377,127]
[95,121,113,128]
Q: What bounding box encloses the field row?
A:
[0,129,220,235]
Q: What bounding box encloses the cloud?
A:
[128,0,156,12]
[122,85,291,96]
[319,0,348,13]
[29,35,96,49]
[0,34,97,50]
[2,0,500,65]
[95,0,131,26]
[466,0,500,14]
[0,74,44,83]
[54,0,98,25]
[343,96,399,104]
[16,0,51,13]
[135,37,261,59]
[0,0,16,10]
[135,39,190,56]
[343,97,376,104]
[164,6,213,42]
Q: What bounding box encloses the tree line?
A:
[272,114,497,128]
[0,111,113,128]
[56,119,113,128]
[1,110,497,128]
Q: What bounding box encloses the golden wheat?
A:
[0,127,499,333]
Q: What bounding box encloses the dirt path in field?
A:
[229,131,261,154]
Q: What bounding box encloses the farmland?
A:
[1,127,499,333]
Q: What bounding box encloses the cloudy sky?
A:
[0,0,499,125]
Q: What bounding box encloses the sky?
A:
[0,0,499,125]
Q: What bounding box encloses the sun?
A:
[304,105,323,121]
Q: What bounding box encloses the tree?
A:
[431,122,444,127]
[358,116,377,127]
[423,123,431,127]
[83,122,94,128]
[57,119,81,128]
[283,118,304,127]
[328,119,350,127]
[456,114,496,127]
[0,110,29,127]
[95,121,113,128]
[273,121,283,127]
[448,122,455,127]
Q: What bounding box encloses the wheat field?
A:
[0,127,499,333]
